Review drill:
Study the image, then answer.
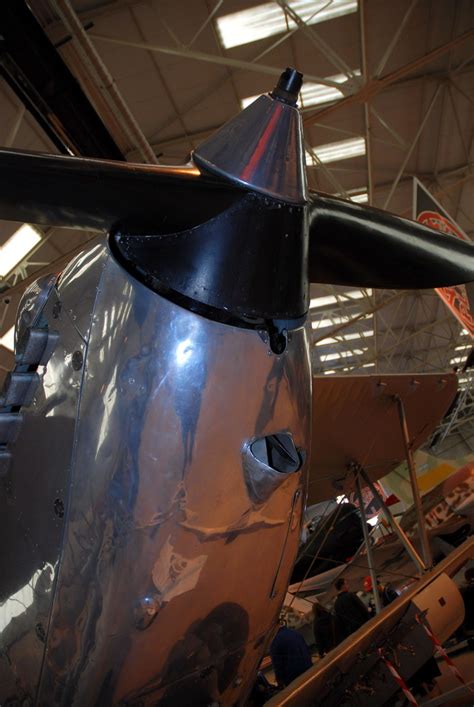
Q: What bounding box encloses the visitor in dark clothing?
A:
[270,623,312,687]
[333,577,370,637]
[312,603,345,658]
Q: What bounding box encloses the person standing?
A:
[334,577,370,637]
[270,619,313,688]
[312,602,344,658]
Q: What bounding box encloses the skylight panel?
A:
[315,329,374,346]
[0,325,14,352]
[310,288,372,309]
[0,224,42,278]
[350,192,369,203]
[241,70,360,110]
[217,0,358,49]
[320,348,366,362]
[306,137,366,165]
[311,315,350,329]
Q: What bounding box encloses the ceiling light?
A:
[306,137,366,165]
[241,70,361,110]
[450,356,464,365]
[362,362,375,368]
[323,369,336,375]
[0,224,42,278]
[0,325,15,352]
[455,344,472,351]
[217,0,358,49]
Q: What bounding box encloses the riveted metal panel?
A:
[0,242,107,704]
[37,254,311,705]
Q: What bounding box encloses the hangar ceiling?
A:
[0,0,473,447]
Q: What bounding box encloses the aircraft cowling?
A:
[0,241,311,705]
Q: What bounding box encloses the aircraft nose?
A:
[193,67,307,205]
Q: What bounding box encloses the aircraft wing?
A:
[301,515,470,606]
[307,372,457,505]
[267,538,474,707]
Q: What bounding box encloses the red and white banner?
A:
[413,178,474,337]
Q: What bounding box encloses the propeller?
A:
[0,148,241,234]
[0,67,473,319]
[308,193,474,289]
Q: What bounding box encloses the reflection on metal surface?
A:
[152,538,207,603]
[0,564,54,633]
[58,239,107,341]
[194,94,307,204]
[22,252,311,705]
[15,273,57,350]
[0,242,106,702]
[268,538,474,707]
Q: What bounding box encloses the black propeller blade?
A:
[0,148,241,235]
[309,193,474,289]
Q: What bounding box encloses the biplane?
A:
[1,61,474,705]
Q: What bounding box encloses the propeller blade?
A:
[309,193,474,288]
[0,149,241,234]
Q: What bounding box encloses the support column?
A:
[359,467,427,575]
[394,394,432,568]
[353,468,382,615]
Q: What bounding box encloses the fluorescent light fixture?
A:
[310,288,372,309]
[450,356,464,365]
[455,344,472,351]
[323,369,336,375]
[0,325,15,352]
[0,224,42,278]
[241,70,361,110]
[306,137,366,165]
[362,362,375,368]
[315,329,374,346]
[217,0,358,49]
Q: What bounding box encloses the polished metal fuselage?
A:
[0,240,311,705]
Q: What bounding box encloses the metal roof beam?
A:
[89,32,342,86]
[0,0,124,159]
[303,29,474,126]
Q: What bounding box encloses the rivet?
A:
[72,350,83,370]
[52,301,62,319]
[54,498,64,518]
